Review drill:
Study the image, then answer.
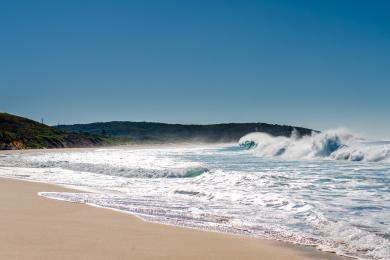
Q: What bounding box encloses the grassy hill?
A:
[57,121,316,143]
[0,113,109,149]
[1,112,317,150]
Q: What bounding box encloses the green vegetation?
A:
[0,113,109,149]
[57,121,316,143]
[1,112,316,150]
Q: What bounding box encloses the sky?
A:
[1,0,389,138]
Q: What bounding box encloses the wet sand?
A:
[0,177,346,260]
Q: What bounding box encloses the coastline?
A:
[0,177,346,260]
[0,142,230,155]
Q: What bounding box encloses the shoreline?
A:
[0,142,234,155]
[0,176,347,260]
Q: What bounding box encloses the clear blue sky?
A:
[1,1,389,138]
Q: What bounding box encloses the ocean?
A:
[0,129,389,259]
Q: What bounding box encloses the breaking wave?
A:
[57,164,209,178]
[239,129,390,162]
[0,159,208,179]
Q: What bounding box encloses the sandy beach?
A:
[0,177,346,260]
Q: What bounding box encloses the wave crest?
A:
[239,129,390,162]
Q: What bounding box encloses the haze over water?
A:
[1,1,390,259]
[1,129,389,259]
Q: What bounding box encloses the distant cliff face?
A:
[56,121,316,144]
[0,113,107,150]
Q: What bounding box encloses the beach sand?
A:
[0,177,345,260]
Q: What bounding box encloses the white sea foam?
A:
[239,129,390,162]
[0,138,389,259]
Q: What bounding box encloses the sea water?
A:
[0,130,389,259]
